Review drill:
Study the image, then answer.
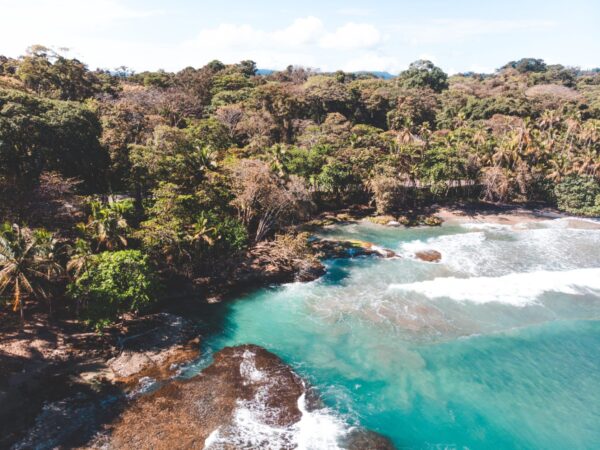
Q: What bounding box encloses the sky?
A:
[0,0,599,74]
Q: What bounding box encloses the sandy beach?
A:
[435,204,600,229]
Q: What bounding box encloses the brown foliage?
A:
[230,160,312,241]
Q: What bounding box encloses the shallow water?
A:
[195,218,600,449]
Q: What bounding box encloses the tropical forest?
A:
[1,42,600,449]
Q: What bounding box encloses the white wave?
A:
[204,351,348,450]
[400,232,486,273]
[389,268,600,306]
[240,349,265,384]
[459,222,514,231]
[204,392,347,450]
[540,216,600,229]
[293,390,348,449]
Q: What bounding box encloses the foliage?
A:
[68,250,158,329]
[130,125,218,189]
[398,60,449,93]
[139,182,247,275]
[0,223,62,321]
[2,47,600,322]
[83,199,133,251]
[16,46,111,100]
[554,175,600,216]
[0,88,108,192]
[230,160,312,242]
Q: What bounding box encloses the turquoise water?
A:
[195,219,600,449]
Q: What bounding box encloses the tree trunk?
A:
[15,279,24,329]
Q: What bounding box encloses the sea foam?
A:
[204,350,348,450]
[389,267,600,306]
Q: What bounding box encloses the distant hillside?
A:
[355,71,395,79]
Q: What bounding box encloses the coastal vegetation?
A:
[1,45,600,326]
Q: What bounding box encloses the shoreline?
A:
[2,201,598,448]
[433,203,600,229]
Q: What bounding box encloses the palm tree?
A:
[267,144,288,177]
[190,213,217,247]
[86,200,129,251]
[574,148,600,178]
[66,238,93,280]
[547,154,571,183]
[195,145,217,172]
[0,224,62,325]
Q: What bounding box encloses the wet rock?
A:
[342,428,396,450]
[312,239,397,259]
[312,239,376,259]
[415,250,442,262]
[94,345,305,449]
[107,314,200,382]
[87,344,396,450]
[208,236,326,301]
[373,247,398,258]
[11,389,122,450]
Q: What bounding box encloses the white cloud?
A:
[341,53,404,74]
[395,18,556,45]
[275,16,324,46]
[0,0,163,61]
[1,0,162,29]
[0,3,576,75]
[189,16,324,51]
[184,17,387,70]
[319,23,382,50]
[189,18,382,53]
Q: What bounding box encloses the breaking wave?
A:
[389,268,600,306]
[204,350,348,450]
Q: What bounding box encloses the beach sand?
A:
[435,204,600,229]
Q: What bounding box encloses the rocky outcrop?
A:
[203,236,326,303]
[3,313,200,450]
[312,238,398,259]
[92,345,304,449]
[88,345,395,450]
[414,250,442,263]
[106,314,199,383]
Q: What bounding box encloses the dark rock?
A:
[94,345,305,449]
[376,248,398,258]
[87,345,397,450]
[0,313,199,449]
[312,239,398,259]
[106,314,200,382]
[206,238,326,301]
[342,428,396,450]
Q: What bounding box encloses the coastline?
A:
[2,201,598,448]
[434,203,600,229]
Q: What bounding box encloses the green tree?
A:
[130,125,218,190]
[84,200,132,251]
[398,60,448,93]
[554,175,600,216]
[17,45,105,100]
[0,224,62,323]
[68,250,158,329]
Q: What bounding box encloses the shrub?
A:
[68,250,159,329]
[554,175,600,216]
[369,175,407,214]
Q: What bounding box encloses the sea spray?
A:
[389,267,600,305]
[204,350,349,450]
